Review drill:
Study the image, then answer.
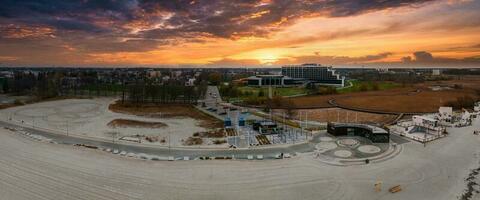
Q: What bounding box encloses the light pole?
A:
[305,111,308,141]
[168,132,171,151]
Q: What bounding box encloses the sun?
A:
[257,53,279,64]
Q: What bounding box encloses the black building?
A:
[327,122,389,143]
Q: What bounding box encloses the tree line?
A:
[1,71,207,105]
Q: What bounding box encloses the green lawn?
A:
[238,86,307,97]
[337,80,400,93]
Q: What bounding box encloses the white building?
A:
[438,107,453,122]
[413,115,439,128]
[281,63,345,87]
[185,78,196,86]
[432,69,441,76]
[148,70,161,78]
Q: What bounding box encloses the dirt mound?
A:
[183,137,203,145]
[108,101,222,129]
[107,119,167,128]
[193,129,225,138]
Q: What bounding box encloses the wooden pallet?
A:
[389,185,402,193]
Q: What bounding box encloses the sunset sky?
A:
[0,0,479,67]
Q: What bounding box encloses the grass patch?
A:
[338,80,400,94]
[238,86,307,97]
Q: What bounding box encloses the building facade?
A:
[327,122,390,143]
[281,63,345,87]
[246,75,303,87]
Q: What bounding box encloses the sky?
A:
[0,0,479,68]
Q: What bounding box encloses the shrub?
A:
[371,82,380,91]
[213,139,226,145]
[318,86,337,95]
[183,137,203,145]
[444,95,477,109]
[359,83,369,91]
[13,99,23,105]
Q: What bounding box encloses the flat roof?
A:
[255,121,277,126]
[328,122,388,134]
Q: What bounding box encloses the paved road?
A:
[0,120,319,160]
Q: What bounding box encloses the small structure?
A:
[413,115,439,128]
[224,117,232,127]
[326,122,389,143]
[437,107,453,123]
[252,120,279,134]
[457,110,473,127]
[394,115,446,142]
[238,117,245,127]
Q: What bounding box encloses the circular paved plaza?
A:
[314,134,390,160]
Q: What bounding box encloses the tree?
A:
[306,83,318,94]
[207,72,222,85]
[359,83,369,91]
[258,90,265,97]
[371,82,380,91]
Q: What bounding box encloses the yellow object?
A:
[374,181,382,192]
[389,185,402,193]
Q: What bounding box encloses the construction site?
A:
[0,82,480,199]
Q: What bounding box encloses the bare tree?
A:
[284,99,297,119]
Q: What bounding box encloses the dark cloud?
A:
[0,0,435,41]
[401,56,413,63]
[413,51,434,62]
[396,51,480,67]
[0,0,447,65]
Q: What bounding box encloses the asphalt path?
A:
[0,120,319,160]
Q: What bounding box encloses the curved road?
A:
[0,120,319,160]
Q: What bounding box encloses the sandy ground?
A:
[0,117,479,199]
[0,98,210,147]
